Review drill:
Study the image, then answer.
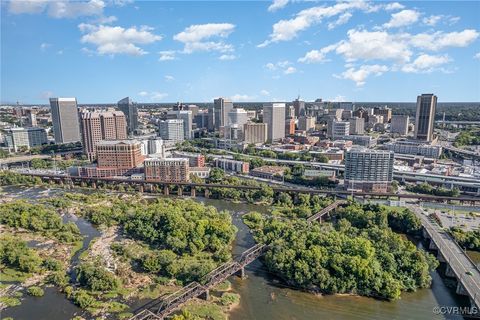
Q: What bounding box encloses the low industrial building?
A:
[250,165,286,181]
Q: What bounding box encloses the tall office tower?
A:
[352,107,369,121]
[25,109,37,127]
[167,110,193,139]
[80,110,127,161]
[244,122,267,144]
[50,97,81,144]
[293,98,305,117]
[390,115,410,136]
[228,108,249,127]
[4,127,48,152]
[117,97,139,135]
[285,118,295,135]
[298,116,316,132]
[144,158,190,183]
[159,119,184,142]
[194,111,209,129]
[213,97,234,130]
[374,107,392,123]
[349,117,365,135]
[328,108,344,120]
[187,105,199,117]
[344,148,394,193]
[327,120,350,139]
[415,94,437,142]
[263,103,286,143]
[207,104,216,131]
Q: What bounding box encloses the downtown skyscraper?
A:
[263,103,286,143]
[117,97,139,135]
[49,97,81,144]
[414,94,437,142]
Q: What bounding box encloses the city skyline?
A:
[1,0,480,104]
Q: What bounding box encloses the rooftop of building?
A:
[250,165,286,174]
[96,139,141,146]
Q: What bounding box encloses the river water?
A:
[0,186,473,320]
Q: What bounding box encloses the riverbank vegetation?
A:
[243,202,437,301]
[450,227,480,251]
[406,182,460,197]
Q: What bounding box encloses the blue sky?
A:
[1,0,479,104]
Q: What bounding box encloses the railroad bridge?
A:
[128,201,346,320]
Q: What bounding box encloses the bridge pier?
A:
[422,228,430,239]
[178,187,183,196]
[236,266,246,279]
[456,282,468,296]
[191,187,196,197]
[91,182,97,189]
[437,251,446,263]
[204,188,209,198]
[199,289,210,300]
[429,240,438,251]
[163,185,169,196]
[138,184,144,193]
[445,264,456,277]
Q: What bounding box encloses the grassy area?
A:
[137,283,175,300]
[214,280,232,292]
[70,239,85,259]
[0,266,31,282]
[181,301,226,320]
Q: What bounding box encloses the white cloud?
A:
[138,91,149,97]
[284,66,297,74]
[230,94,256,102]
[409,29,479,51]
[335,29,412,63]
[475,52,480,60]
[383,9,420,28]
[268,0,289,12]
[298,44,337,63]
[401,54,450,73]
[40,42,51,51]
[328,12,352,30]
[423,15,442,27]
[159,50,176,61]
[219,54,236,60]
[384,2,404,11]
[258,1,376,47]
[174,23,235,53]
[151,92,168,101]
[164,75,175,82]
[336,64,389,86]
[265,62,276,70]
[96,15,117,24]
[9,0,48,14]
[79,24,162,56]
[260,90,270,96]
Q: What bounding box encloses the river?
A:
[0,186,472,320]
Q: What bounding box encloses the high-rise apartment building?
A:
[96,140,144,174]
[349,117,365,135]
[4,127,48,152]
[117,97,139,135]
[25,109,37,127]
[263,103,286,143]
[228,108,249,128]
[159,119,184,142]
[390,115,410,136]
[144,158,190,183]
[327,120,350,139]
[213,97,234,130]
[80,110,127,161]
[50,97,81,144]
[293,98,305,117]
[244,122,267,144]
[415,94,437,142]
[344,148,394,193]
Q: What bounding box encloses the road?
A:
[408,205,480,308]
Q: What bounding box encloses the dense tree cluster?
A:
[406,183,460,197]
[0,171,42,186]
[0,236,43,273]
[76,261,121,292]
[79,197,237,283]
[454,130,480,147]
[243,203,437,300]
[0,200,81,243]
[450,227,480,251]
